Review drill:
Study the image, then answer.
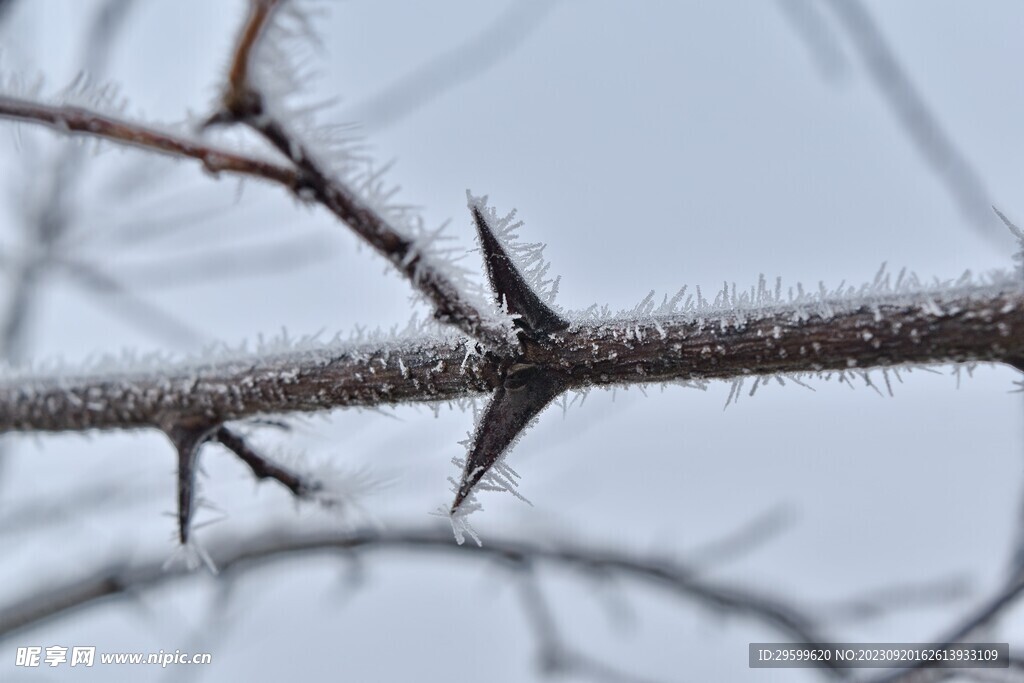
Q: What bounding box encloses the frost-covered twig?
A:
[0,0,143,479]
[213,426,323,500]
[0,88,510,350]
[164,421,326,543]
[203,0,515,353]
[0,95,300,186]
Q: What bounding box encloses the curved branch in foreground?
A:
[1,282,1022,434]
[0,526,834,656]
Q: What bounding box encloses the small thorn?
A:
[163,421,220,544]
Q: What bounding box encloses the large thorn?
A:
[469,197,569,340]
[452,366,566,512]
[164,421,220,544]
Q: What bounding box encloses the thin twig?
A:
[0,96,300,186]
[214,426,321,499]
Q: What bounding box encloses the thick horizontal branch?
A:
[2,283,1022,434]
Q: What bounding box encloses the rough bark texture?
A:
[2,284,1020,435]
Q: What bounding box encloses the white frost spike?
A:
[431,500,482,546]
[162,538,219,574]
[724,377,744,409]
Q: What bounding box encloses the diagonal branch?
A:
[0,91,513,350]
[55,258,204,347]
[214,426,322,500]
[202,0,514,352]
[343,0,562,134]
[865,573,1024,683]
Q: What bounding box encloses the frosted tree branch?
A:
[202,0,515,353]
[3,283,1021,435]
[2,0,1018,532]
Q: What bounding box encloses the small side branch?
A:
[0,96,299,186]
[214,426,322,500]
